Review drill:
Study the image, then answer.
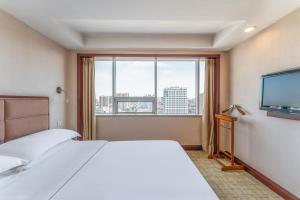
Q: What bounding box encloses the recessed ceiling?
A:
[0,0,299,50]
[63,20,235,34]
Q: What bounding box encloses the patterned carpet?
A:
[187,151,282,200]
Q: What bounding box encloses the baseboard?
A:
[235,157,299,200]
[182,145,202,151]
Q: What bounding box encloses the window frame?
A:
[112,57,157,114]
[77,54,220,134]
[114,97,156,114]
[95,56,205,116]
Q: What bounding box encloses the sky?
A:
[95,59,205,99]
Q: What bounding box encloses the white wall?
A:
[97,116,201,145]
[0,9,68,128]
[83,34,213,49]
[230,8,300,197]
[0,7,231,147]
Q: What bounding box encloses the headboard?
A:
[0,96,49,143]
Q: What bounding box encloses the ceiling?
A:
[0,0,300,50]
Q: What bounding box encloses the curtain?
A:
[201,58,215,156]
[82,57,96,140]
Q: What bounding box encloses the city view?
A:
[96,86,204,114]
[95,58,205,115]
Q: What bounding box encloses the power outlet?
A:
[57,121,63,128]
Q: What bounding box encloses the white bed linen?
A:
[0,129,80,162]
[0,140,219,200]
[0,140,107,200]
[0,155,26,174]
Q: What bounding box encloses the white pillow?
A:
[0,155,26,174]
[0,129,80,162]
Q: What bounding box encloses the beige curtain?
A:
[201,58,215,156]
[82,57,96,140]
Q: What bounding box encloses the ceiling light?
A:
[244,26,256,33]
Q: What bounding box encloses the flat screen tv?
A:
[260,68,300,113]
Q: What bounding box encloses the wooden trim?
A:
[77,55,83,134]
[213,56,221,154]
[235,157,299,200]
[77,53,220,59]
[215,114,237,122]
[0,95,48,99]
[77,53,221,135]
[182,145,202,151]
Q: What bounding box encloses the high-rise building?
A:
[188,98,196,114]
[99,96,109,107]
[163,87,188,114]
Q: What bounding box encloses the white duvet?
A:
[0,140,219,200]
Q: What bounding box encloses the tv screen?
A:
[260,69,300,110]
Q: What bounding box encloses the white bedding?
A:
[0,140,219,200]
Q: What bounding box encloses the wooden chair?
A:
[211,114,244,171]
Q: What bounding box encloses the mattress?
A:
[0,140,219,200]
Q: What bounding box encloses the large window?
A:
[95,58,113,114]
[95,56,205,115]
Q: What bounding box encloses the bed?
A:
[0,96,219,200]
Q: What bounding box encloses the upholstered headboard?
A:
[0,96,49,143]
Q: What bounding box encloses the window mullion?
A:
[103,56,201,116]
[196,59,200,115]
[112,57,116,114]
[154,57,158,114]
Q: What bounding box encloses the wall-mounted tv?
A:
[260,68,300,113]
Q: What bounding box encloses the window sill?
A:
[96,114,202,117]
